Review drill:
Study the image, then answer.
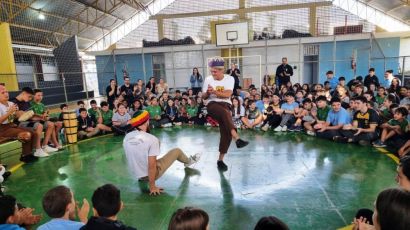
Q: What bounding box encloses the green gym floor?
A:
[5,127,398,230]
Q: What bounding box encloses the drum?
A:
[62,110,78,144]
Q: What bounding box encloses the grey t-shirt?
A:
[112,112,131,127]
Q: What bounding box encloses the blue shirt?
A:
[281,102,299,111]
[38,219,84,230]
[0,224,25,230]
[383,77,393,88]
[326,107,351,126]
[255,100,265,113]
[328,77,339,90]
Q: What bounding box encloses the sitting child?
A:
[274,92,300,132]
[146,97,163,128]
[111,103,131,135]
[77,108,100,140]
[87,100,99,123]
[80,184,136,230]
[289,98,315,132]
[164,99,181,127]
[373,107,409,147]
[168,207,209,230]
[186,97,198,125]
[242,100,263,129]
[0,195,41,229]
[96,101,113,133]
[231,97,245,129]
[261,94,282,131]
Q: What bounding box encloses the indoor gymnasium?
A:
[0,0,410,229]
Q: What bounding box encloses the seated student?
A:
[80,184,136,230]
[30,89,62,150]
[255,95,270,113]
[335,96,379,146]
[254,216,289,230]
[373,107,408,147]
[261,94,282,131]
[0,195,42,230]
[12,87,57,157]
[274,92,299,132]
[379,94,397,123]
[396,156,410,191]
[178,98,189,123]
[96,102,113,133]
[77,108,100,140]
[128,99,142,117]
[87,100,99,123]
[76,101,85,117]
[401,87,410,105]
[163,98,181,127]
[168,207,209,230]
[375,87,387,107]
[145,97,163,128]
[111,103,131,135]
[289,98,315,132]
[231,97,245,129]
[0,85,36,163]
[371,188,410,230]
[196,96,207,126]
[58,103,68,122]
[315,97,351,140]
[242,100,263,129]
[186,97,198,125]
[123,111,200,195]
[38,186,89,230]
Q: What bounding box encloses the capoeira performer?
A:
[123,110,201,196]
[202,57,249,171]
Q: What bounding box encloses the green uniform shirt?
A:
[375,95,385,105]
[146,105,162,119]
[186,106,198,117]
[30,101,45,115]
[88,108,98,118]
[317,106,331,121]
[97,110,113,125]
[388,119,409,132]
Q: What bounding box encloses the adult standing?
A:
[119,76,134,105]
[202,57,249,171]
[190,67,203,95]
[146,77,156,94]
[364,68,380,89]
[226,63,241,95]
[106,79,118,110]
[275,57,293,88]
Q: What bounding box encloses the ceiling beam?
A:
[5,0,38,23]
[9,23,96,42]
[67,0,125,22]
[118,0,142,11]
[2,1,107,31]
[150,1,332,20]
[386,3,407,13]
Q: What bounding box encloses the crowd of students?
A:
[1,65,410,229]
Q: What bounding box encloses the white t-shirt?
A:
[0,102,14,124]
[123,130,160,179]
[202,74,234,104]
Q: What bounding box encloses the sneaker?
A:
[236,139,249,148]
[273,126,282,132]
[34,148,49,157]
[261,124,269,132]
[42,145,58,153]
[281,126,288,132]
[20,155,38,163]
[217,160,228,171]
[184,153,202,167]
[306,130,316,136]
[333,136,348,143]
[288,125,296,132]
[373,140,386,148]
[294,126,303,132]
